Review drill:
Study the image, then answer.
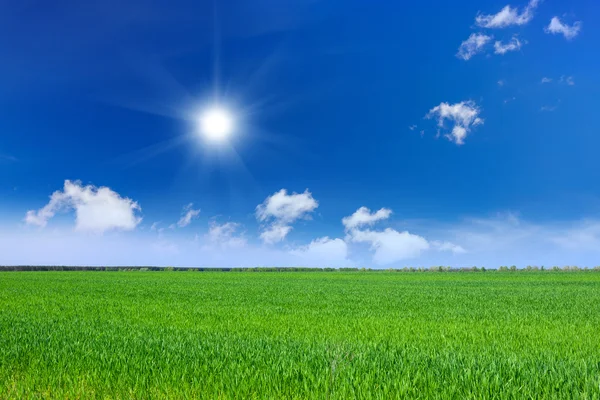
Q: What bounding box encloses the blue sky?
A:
[1,0,599,267]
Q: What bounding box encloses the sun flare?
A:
[199,107,234,142]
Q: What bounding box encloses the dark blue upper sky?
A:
[2,0,600,267]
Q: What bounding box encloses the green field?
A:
[1,271,599,399]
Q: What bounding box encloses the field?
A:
[1,271,599,399]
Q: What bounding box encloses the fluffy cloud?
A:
[431,240,467,254]
[475,0,539,28]
[348,228,430,265]
[24,180,141,233]
[426,101,483,145]
[343,207,432,265]
[256,189,318,243]
[290,237,348,265]
[206,221,247,249]
[342,207,392,230]
[456,33,492,61]
[545,17,581,40]
[176,203,201,228]
[494,36,524,55]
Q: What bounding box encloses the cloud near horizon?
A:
[24,180,141,233]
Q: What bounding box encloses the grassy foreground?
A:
[1,272,599,399]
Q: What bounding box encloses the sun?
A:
[198,107,234,142]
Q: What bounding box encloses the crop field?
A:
[1,271,599,399]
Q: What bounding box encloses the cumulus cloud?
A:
[545,17,581,40]
[290,237,348,265]
[475,0,540,28]
[426,100,483,145]
[175,203,201,228]
[24,180,141,233]
[494,36,524,54]
[342,207,433,265]
[206,221,247,249]
[456,33,492,61]
[342,207,392,230]
[348,228,430,265]
[256,189,318,244]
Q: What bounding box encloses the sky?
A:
[1,0,600,268]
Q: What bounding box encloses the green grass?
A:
[1,271,599,399]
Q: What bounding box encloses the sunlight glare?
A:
[199,107,234,142]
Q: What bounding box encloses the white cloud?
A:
[498,80,506,86]
[541,77,552,84]
[342,207,435,265]
[206,221,247,249]
[560,75,575,86]
[256,189,318,243]
[457,33,492,61]
[348,228,430,265]
[176,203,200,228]
[259,224,292,244]
[290,237,348,265]
[431,240,467,254]
[545,17,581,40]
[342,207,392,230]
[24,180,141,233]
[494,36,524,55]
[426,100,483,145]
[475,0,540,28]
[409,125,417,131]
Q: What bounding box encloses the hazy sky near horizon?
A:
[1,0,600,267]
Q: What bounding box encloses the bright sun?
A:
[199,107,234,142]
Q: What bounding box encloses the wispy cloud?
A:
[560,75,575,86]
[176,203,200,228]
[457,33,492,61]
[426,100,483,145]
[494,36,525,55]
[475,0,540,28]
[0,154,18,162]
[545,17,581,40]
[541,77,552,84]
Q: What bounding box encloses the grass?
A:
[1,271,599,399]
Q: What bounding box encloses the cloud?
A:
[541,104,558,112]
[342,207,392,230]
[545,17,581,40]
[494,36,524,55]
[475,0,540,28]
[497,80,506,86]
[289,237,348,265]
[431,240,467,254]
[541,77,552,84]
[409,125,417,131]
[560,75,575,86]
[259,224,292,244]
[457,33,492,61]
[24,180,141,233]
[206,221,247,249]
[176,203,200,228]
[342,207,434,265]
[426,100,483,145]
[348,228,430,265]
[256,189,318,243]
